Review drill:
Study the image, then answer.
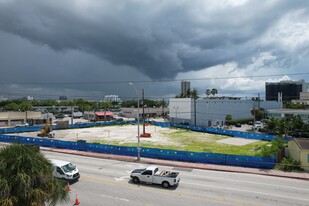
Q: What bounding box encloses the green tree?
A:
[266,118,278,133]
[190,88,199,100]
[251,108,263,121]
[285,102,305,109]
[277,119,289,137]
[19,101,32,112]
[225,114,232,122]
[205,89,211,97]
[258,137,285,157]
[290,115,304,131]
[3,102,19,111]
[210,88,218,97]
[0,144,69,206]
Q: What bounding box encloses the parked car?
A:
[55,114,65,119]
[116,118,124,122]
[130,166,180,188]
[235,123,241,127]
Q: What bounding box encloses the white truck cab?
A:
[50,159,80,182]
[130,166,180,188]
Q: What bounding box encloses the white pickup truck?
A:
[130,166,180,188]
[15,123,29,127]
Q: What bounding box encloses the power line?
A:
[1,72,309,85]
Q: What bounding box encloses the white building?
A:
[104,95,122,103]
[267,109,309,123]
[169,98,282,127]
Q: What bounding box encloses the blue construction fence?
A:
[0,134,275,169]
[0,120,134,134]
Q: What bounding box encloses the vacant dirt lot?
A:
[9,124,180,145]
[9,123,259,147]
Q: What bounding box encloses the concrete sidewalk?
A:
[40,146,309,181]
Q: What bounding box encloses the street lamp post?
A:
[129,82,141,161]
[173,106,178,124]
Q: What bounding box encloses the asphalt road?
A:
[43,151,309,206]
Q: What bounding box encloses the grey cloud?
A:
[0,0,308,84]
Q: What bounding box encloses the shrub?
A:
[257,137,285,157]
[225,118,253,125]
[275,158,303,172]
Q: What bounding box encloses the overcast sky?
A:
[0,0,309,101]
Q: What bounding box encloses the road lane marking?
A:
[115,176,130,181]
[101,194,129,202]
[81,175,262,206]
[181,172,309,192]
[181,181,309,202]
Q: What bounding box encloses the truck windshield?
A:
[61,163,76,173]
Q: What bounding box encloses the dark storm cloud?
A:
[0,0,308,81]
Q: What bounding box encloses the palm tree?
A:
[277,119,289,137]
[0,144,69,206]
[210,88,218,97]
[266,117,278,133]
[99,101,113,122]
[251,108,263,121]
[19,101,32,125]
[205,89,211,98]
[190,89,199,100]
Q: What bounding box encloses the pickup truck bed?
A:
[157,170,179,178]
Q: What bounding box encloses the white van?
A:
[50,159,80,182]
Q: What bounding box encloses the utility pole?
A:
[71,106,74,124]
[142,89,145,134]
[129,82,141,160]
[162,99,165,117]
[258,93,260,109]
[194,98,197,126]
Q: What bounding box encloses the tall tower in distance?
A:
[181,80,190,96]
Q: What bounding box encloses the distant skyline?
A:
[0,0,309,100]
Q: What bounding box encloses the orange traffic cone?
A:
[74,194,80,205]
[67,183,71,191]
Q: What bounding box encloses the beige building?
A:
[292,92,309,105]
[288,138,309,171]
[0,111,42,127]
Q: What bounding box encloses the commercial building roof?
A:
[95,112,114,116]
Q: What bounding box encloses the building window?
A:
[308,154,309,163]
